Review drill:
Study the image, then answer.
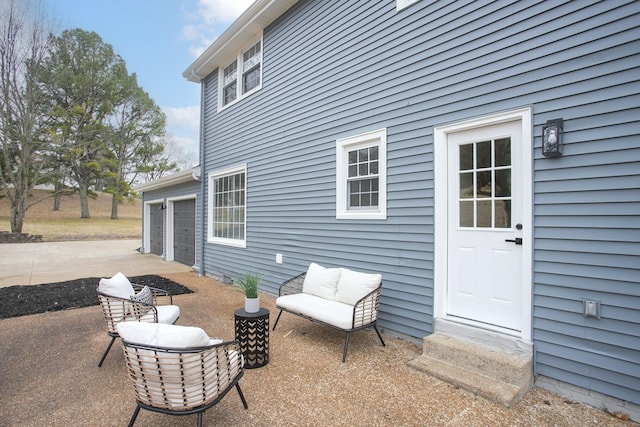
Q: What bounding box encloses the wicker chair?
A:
[117,322,248,427]
[97,282,180,367]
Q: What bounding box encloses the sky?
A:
[44,0,254,162]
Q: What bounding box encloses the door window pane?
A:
[459,172,473,198]
[495,138,511,167]
[458,138,512,228]
[476,140,491,168]
[459,144,473,170]
[495,200,511,228]
[459,201,474,227]
[477,200,492,227]
[495,169,511,197]
[476,171,491,198]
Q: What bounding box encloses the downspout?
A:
[197,80,206,276]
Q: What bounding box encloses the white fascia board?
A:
[134,166,201,192]
[183,0,298,83]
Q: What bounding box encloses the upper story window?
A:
[336,129,387,220]
[208,165,246,247]
[397,0,421,11]
[219,39,262,110]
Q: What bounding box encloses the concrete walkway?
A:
[0,240,192,287]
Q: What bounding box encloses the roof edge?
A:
[183,0,298,83]
[134,166,201,192]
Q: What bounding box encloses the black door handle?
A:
[505,237,523,245]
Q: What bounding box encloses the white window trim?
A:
[207,164,247,248]
[397,0,421,11]
[336,128,387,220]
[217,36,263,112]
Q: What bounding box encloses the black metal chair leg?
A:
[342,332,351,363]
[236,383,248,409]
[197,412,203,427]
[127,405,141,427]
[373,325,386,347]
[98,336,116,367]
[272,309,283,330]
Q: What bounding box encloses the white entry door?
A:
[446,120,524,332]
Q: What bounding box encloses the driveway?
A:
[0,239,192,287]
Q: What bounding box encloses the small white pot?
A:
[244,297,260,313]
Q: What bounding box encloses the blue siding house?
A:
[183,0,639,419]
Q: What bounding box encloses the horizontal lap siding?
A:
[143,182,199,201]
[200,0,640,401]
[202,0,435,337]
[528,1,640,405]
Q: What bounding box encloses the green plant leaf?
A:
[234,272,261,298]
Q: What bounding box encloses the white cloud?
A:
[182,0,253,58]
[162,105,201,158]
[197,0,254,24]
[162,105,200,133]
[180,24,201,41]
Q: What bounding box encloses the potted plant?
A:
[235,272,262,313]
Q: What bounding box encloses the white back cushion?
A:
[334,268,382,305]
[302,262,341,300]
[99,272,135,299]
[117,322,211,348]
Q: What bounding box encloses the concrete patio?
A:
[0,242,635,426]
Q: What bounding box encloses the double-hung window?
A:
[336,129,387,219]
[219,39,262,110]
[208,165,246,247]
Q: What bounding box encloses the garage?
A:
[173,199,196,266]
[134,166,201,271]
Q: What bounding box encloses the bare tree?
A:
[0,0,55,232]
[162,133,198,170]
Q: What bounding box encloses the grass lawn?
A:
[0,189,142,241]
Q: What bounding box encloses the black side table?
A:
[234,308,269,369]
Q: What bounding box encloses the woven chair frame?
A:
[121,339,248,427]
[273,271,385,362]
[96,284,176,367]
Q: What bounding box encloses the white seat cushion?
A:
[156,305,180,324]
[334,268,382,305]
[302,262,341,300]
[117,322,209,348]
[276,293,354,330]
[99,272,135,299]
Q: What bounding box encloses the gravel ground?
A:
[0,272,636,426]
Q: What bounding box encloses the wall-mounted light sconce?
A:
[158,204,166,210]
[542,118,563,158]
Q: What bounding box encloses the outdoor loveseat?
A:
[272,262,385,362]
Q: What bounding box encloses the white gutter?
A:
[134,166,201,192]
[182,0,298,83]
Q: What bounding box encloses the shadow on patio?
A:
[0,272,632,426]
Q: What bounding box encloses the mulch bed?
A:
[0,275,193,319]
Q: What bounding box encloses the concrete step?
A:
[408,333,532,407]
